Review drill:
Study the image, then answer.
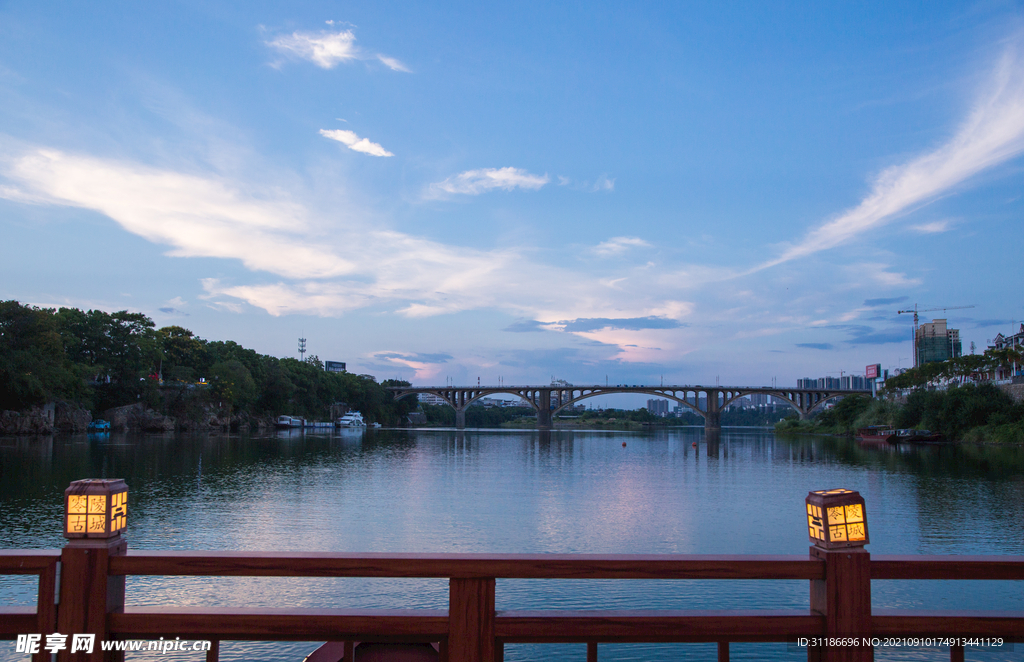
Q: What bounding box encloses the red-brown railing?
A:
[2,547,1022,662]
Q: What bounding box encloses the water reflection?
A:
[1,429,1022,661]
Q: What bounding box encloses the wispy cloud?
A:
[911,220,952,233]
[266,26,409,72]
[559,316,683,332]
[592,237,650,257]
[796,343,833,350]
[427,167,549,197]
[751,44,1024,271]
[864,296,908,307]
[319,129,393,157]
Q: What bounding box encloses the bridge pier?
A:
[704,389,721,433]
[455,408,466,430]
[535,389,553,429]
[537,406,552,429]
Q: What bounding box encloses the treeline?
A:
[0,301,416,424]
[776,384,1024,443]
[884,347,1020,391]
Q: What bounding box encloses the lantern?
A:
[806,488,868,549]
[64,479,128,539]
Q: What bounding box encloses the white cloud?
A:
[752,45,1024,272]
[593,175,615,191]
[427,167,549,197]
[319,129,394,157]
[267,29,359,69]
[592,237,650,257]
[911,220,952,233]
[376,54,411,73]
[266,27,409,72]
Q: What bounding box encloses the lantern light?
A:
[806,488,868,549]
[64,479,128,539]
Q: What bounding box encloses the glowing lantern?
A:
[806,488,868,549]
[64,479,128,539]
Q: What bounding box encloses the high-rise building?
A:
[916,318,962,365]
[647,399,669,416]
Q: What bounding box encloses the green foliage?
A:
[0,301,413,424]
[812,395,872,433]
[0,301,85,409]
[895,384,1017,439]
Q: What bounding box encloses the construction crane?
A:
[897,304,975,368]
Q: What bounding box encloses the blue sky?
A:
[1,1,1023,388]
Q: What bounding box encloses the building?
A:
[647,399,669,417]
[324,361,347,373]
[916,319,962,366]
[418,393,450,406]
[798,376,868,390]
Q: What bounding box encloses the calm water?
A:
[1,427,1022,661]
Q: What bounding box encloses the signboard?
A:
[865,364,881,379]
[325,361,347,373]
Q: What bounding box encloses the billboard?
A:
[325,361,347,373]
[865,364,881,379]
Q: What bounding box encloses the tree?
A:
[0,301,82,409]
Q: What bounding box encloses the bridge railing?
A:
[2,548,1022,662]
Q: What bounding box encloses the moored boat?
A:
[855,426,895,443]
[87,419,111,432]
[336,412,366,427]
[891,428,945,443]
[275,415,304,429]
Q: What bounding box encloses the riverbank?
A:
[774,383,1024,443]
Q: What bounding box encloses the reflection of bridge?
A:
[387,384,870,431]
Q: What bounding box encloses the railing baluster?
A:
[717,641,729,661]
[448,578,495,662]
[205,639,219,662]
[587,641,598,662]
[950,644,964,662]
[32,559,58,662]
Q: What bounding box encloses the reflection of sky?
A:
[1,430,1024,661]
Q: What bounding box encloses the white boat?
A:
[336,412,366,427]
[275,415,304,429]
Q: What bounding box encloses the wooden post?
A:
[717,641,729,662]
[57,537,127,662]
[32,558,59,662]
[448,578,495,662]
[808,546,872,662]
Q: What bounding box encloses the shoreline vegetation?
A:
[3,300,1021,442]
[0,301,416,432]
[774,382,1024,444]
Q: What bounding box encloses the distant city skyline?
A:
[1,2,1022,388]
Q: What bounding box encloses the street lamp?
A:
[806,488,868,549]
[64,478,128,539]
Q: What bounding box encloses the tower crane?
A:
[897,304,975,368]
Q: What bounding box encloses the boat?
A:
[275,415,304,429]
[891,429,945,443]
[855,426,895,443]
[87,420,111,432]
[336,412,366,427]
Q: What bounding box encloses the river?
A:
[1,427,1022,661]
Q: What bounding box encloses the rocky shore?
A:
[0,402,275,435]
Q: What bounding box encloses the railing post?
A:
[57,537,127,662]
[809,546,872,662]
[448,577,495,662]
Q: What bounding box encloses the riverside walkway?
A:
[387,384,870,431]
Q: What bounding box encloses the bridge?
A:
[387,384,870,431]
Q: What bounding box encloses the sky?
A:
[1,1,1023,390]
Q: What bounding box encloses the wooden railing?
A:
[1,548,1022,662]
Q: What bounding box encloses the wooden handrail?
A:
[4,549,1024,662]
[871,555,1024,580]
[109,552,825,579]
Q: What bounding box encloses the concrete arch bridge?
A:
[387,384,870,431]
